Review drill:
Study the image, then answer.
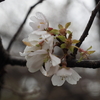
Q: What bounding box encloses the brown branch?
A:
[7,57,26,66]
[67,60,100,69]
[73,1,100,57]
[7,58,100,69]
[7,0,44,52]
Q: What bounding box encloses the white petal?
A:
[26,55,44,73]
[29,22,38,30]
[51,75,65,86]
[49,53,61,66]
[56,68,72,77]
[36,12,46,21]
[45,36,54,51]
[36,12,49,27]
[20,46,41,57]
[30,16,39,23]
[70,68,81,81]
[33,31,48,36]
[66,69,81,84]
[30,12,49,30]
[40,67,48,76]
[28,34,42,42]
[47,65,60,76]
[28,49,47,56]
[23,46,40,53]
[66,77,77,84]
[45,60,52,72]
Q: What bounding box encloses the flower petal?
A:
[26,55,44,73]
[66,69,81,84]
[66,77,77,84]
[49,53,61,66]
[45,60,52,72]
[51,75,65,86]
[28,49,47,56]
[56,68,72,77]
[40,67,47,76]
[70,68,81,81]
[29,22,38,30]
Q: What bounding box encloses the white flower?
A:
[25,49,61,73]
[51,68,81,86]
[22,30,53,49]
[29,12,49,31]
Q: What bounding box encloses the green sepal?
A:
[50,29,59,35]
[58,24,63,29]
[65,22,71,29]
[66,30,72,34]
[57,36,66,42]
[87,51,95,54]
[86,46,92,51]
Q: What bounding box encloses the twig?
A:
[73,1,100,57]
[7,0,44,52]
[7,57,26,66]
[67,60,100,69]
[0,0,4,2]
[6,58,100,69]
[0,37,9,98]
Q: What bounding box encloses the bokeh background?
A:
[0,0,100,100]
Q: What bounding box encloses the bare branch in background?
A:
[95,0,100,18]
[0,0,4,3]
[73,1,100,57]
[7,0,44,52]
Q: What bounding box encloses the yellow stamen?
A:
[40,22,45,24]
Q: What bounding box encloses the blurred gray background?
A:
[0,0,100,100]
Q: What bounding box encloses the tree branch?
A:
[67,60,100,69]
[0,0,4,2]
[7,57,26,66]
[73,1,100,57]
[0,36,100,69]
[7,0,44,52]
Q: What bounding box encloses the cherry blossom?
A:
[29,12,49,31]
[51,68,81,86]
[20,12,85,86]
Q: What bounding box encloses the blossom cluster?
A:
[20,12,94,86]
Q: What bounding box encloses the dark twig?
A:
[0,37,9,97]
[73,1,100,57]
[67,60,100,69]
[7,57,26,66]
[0,0,4,2]
[7,0,44,52]
[6,57,100,69]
